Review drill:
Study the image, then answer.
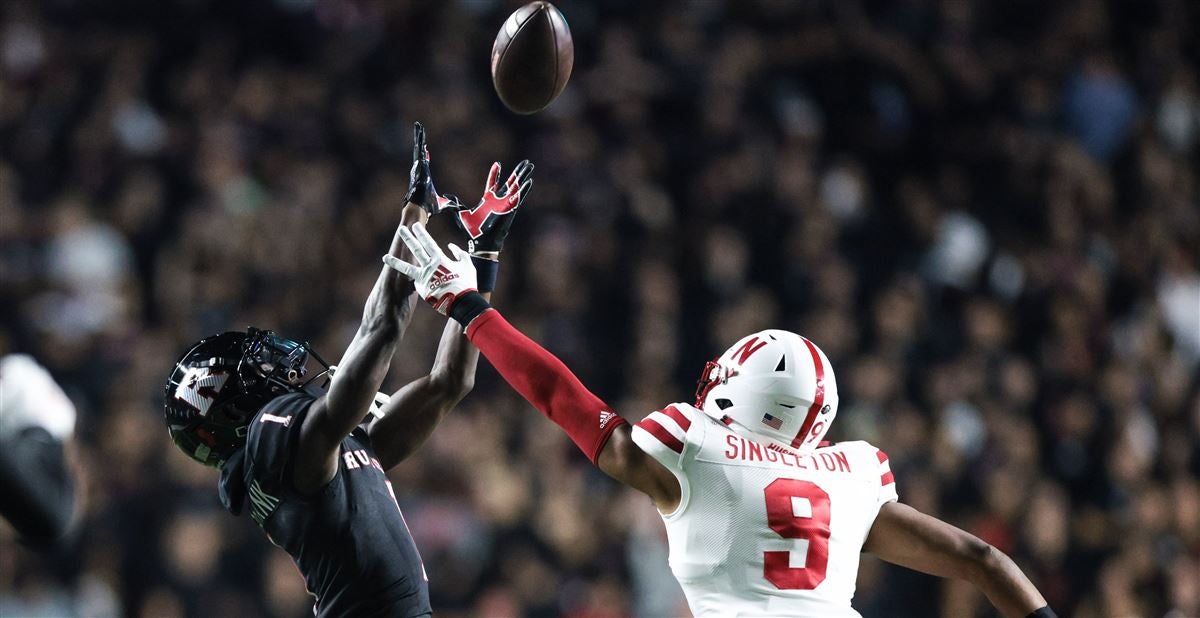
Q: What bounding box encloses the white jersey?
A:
[0,354,77,441]
[631,403,897,618]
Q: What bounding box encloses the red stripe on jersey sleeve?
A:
[876,449,889,464]
[881,471,895,486]
[661,405,692,432]
[636,418,684,454]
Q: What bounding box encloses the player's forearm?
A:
[866,503,1051,618]
[426,291,488,395]
[324,206,427,436]
[970,546,1050,618]
[369,294,488,468]
[459,303,626,464]
[324,321,399,434]
[375,204,427,318]
[331,267,412,421]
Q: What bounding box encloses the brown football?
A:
[491,1,574,115]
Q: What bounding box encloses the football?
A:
[490,1,574,115]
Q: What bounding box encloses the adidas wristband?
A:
[472,256,499,293]
[1025,607,1057,618]
[449,291,492,328]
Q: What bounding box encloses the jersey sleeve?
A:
[630,403,702,473]
[243,392,315,525]
[874,447,899,507]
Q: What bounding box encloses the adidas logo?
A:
[599,410,617,429]
[430,265,459,290]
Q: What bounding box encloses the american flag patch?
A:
[761,413,783,430]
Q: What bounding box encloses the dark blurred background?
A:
[1,0,1197,616]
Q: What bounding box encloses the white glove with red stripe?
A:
[383,223,478,315]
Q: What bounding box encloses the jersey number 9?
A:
[763,479,831,590]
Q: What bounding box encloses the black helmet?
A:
[163,327,330,468]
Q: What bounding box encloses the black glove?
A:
[455,159,534,255]
[403,122,456,215]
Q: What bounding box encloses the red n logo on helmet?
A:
[730,337,768,365]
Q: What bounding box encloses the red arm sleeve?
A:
[465,309,627,464]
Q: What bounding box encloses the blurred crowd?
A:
[1,0,1198,616]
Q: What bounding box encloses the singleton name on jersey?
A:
[723,436,852,474]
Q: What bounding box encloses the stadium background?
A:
[1,0,1197,616]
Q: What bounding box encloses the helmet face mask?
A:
[694,360,738,410]
[695,330,838,453]
[164,328,330,468]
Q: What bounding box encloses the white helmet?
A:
[694,329,838,453]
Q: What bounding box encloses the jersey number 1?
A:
[763,479,831,590]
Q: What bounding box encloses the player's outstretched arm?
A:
[457,305,680,511]
[368,160,533,469]
[293,124,439,493]
[864,502,1054,618]
[382,223,682,512]
[295,206,423,492]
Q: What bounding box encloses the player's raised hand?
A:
[455,160,534,255]
[382,223,478,315]
[404,122,461,215]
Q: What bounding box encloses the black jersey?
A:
[218,392,431,618]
